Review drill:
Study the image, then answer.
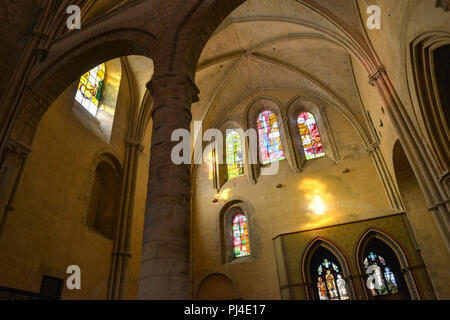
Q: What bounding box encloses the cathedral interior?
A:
[0,0,449,301]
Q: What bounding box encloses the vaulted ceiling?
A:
[193,0,370,138]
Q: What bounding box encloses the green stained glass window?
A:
[226,129,244,179]
[75,63,105,116]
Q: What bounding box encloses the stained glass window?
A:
[316,259,349,300]
[257,110,285,164]
[297,112,325,160]
[232,213,250,258]
[364,252,399,296]
[226,130,244,179]
[75,63,105,116]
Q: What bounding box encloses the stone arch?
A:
[0,29,156,239]
[301,237,356,300]
[408,31,450,190]
[196,273,239,300]
[356,228,421,300]
[393,139,450,245]
[9,28,156,149]
[170,0,245,78]
[173,0,379,79]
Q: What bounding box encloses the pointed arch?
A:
[301,237,356,300]
[356,228,421,300]
[408,31,450,180]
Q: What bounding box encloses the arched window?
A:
[297,112,325,160]
[226,129,244,179]
[87,159,120,239]
[364,251,399,296]
[75,63,106,116]
[310,246,349,300]
[257,110,284,164]
[360,236,411,300]
[232,213,250,258]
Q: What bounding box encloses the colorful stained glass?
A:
[257,110,285,164]
[297,112,325,160]
[316,259,349,300]
[75,63,105,116]
[364,252,399,296]
[226,130,244,179]
[232,213,250,258]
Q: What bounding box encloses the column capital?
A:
[428,199,450,212]
[369,66,387,87]
[146,73,199,103]
[4,139,32,158]
[125,139,144,152]
[366,142,379,154]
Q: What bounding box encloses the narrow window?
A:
[317,259,350,300]
[297,112,325,160]
[310,246,350,301]
[257,110,284,164]
[75,63,105,116]
[232,213,250,258]
[226,129,244,179]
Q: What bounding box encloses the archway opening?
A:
[434,44,450,128]
[197,274,239,300]
[392,140,449,297]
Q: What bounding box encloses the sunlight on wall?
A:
[309,195,327,215]
[298,178,335,228]
[216,188,230,201]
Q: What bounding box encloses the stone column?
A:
[366,142,404,211]
[0,140,31,239]
[369,66,450,250]
[108,140,144,300]
[139,74,199,300]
